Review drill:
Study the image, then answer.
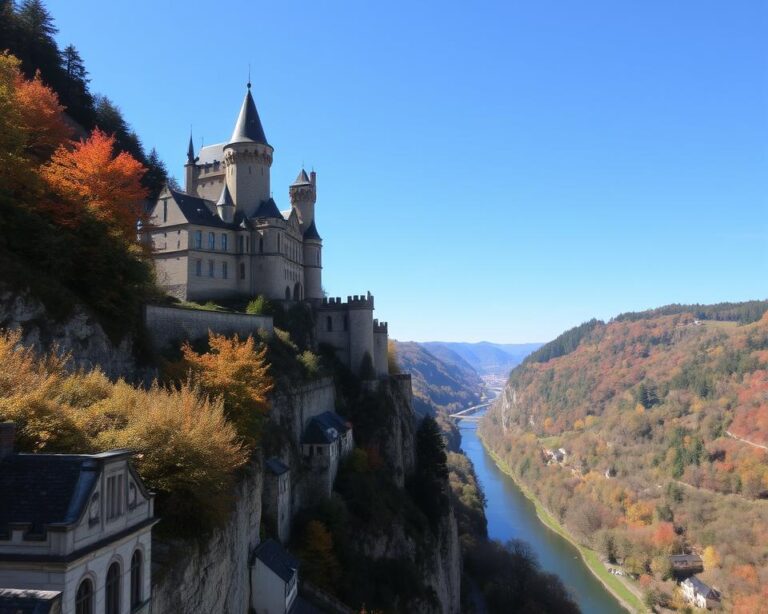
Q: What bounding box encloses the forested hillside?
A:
[480,301,768,612]
[423,341,542,375]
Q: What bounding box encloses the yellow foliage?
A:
[703,545,721,570]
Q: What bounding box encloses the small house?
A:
[681,576,721,609]
[250,539,299,614]
[669,553,703,574]
[263,458,292,544]
[0,423,156,614]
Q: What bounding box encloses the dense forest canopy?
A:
[483,301,768,611]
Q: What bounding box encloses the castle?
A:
[146,83,389,377]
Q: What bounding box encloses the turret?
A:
[289,168,316,230]
[184,132,197,193]
[223,83,273,218]
[216,184,235,224]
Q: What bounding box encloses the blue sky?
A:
[48,0,767,343]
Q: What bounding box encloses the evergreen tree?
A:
[0,0,19,52]
[59,44,93,125]
[143,148,169,198]
[15,0,62,86]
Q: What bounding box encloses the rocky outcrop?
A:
[0,287,137,379]
[151,462,263,613]
[376,375,417,487]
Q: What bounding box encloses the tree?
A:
[59,44,93,123]
[702,545,720,570]
[177,332,274,443]
[143,148,168,198]
[41,128,148,238]
[15,0,62,87]
[14,68,71,159]
[300,520,340,590]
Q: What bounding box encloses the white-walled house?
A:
[250,539,298,614]
[0,423,156,614]
[681,576,721,609]
[263,458,291,544]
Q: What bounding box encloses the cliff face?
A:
[375,375,417,487]
[151,462,263,613]
[0,287,137,379]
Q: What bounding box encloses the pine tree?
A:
[15,0,62,87]
[59,44,93,125]
[143,148,169,198]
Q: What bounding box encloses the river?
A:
[459,413,626,613]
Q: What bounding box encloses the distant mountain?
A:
[422,341,543,376]
[392,341,484,417]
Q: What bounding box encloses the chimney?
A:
[0,422,15,460]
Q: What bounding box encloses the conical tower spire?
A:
[229,85,268,145]
[186,131,195,164]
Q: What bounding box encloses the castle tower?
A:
[184,132,197,193]
[289,169,316,230]
[216,183,235,224]
[223,83,273,218]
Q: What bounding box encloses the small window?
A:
[76,578,93,614]
[326,316,333,332]
[130,550,143,608]
[238,236,244,253]
[195,259,202,277]
[208,232,215,250]
[194,230,202,249]
[343,315,349,332]
[105,563,120,614]
[162,201,168,222]
[221,233,228,251]
[222,261,228,279]
[208,260,214,277]
[106,474,123,520]
[259,237,264,254]
[239,263,245,280]
[277,233,281,252]
[285,287,291,300]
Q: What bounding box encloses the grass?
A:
[480,436,647,613]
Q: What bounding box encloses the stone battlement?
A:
[373,319,388,334]
[320,291,374,310]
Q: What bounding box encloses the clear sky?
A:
[47,0,767,343]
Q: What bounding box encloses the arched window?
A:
[259,237,263,254]
[326,316,333,332]
[277,233,281,252]
[293,283,302,301]
[285,287,291,300]
[75,578,93,614]
[343,315,349,332]
[105,562,120,614]
[131,550,143,608]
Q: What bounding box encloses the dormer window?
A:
[88,492,100,525]
[106,473,124,521]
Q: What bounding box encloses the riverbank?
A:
[478,432,646,613]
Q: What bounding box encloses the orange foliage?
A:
[651,522,676,551]
[14,69,71,159]
[41,128,147,238]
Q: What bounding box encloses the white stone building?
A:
[681,576,721,609]
[250,539,299,614]
[0,424,156,614]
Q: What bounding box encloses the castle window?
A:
[285,287,291,300]
[106,473,123,520]
[195,259,202,276]
[208,260,214,277]
[221,233,228,251]
[239,263,245,280]
[162,200,168,222]
[130,550,143,609]
[208,232,215,250]
[277,233,281,252]
[326,316,333,332]
[343,315,349,332]
[238,236,244,253]
[105,562,121,614]
[75,578,93,614]
[316,252,320,265]
[222,261,228,279]
[259,237,264,254]
[194,230,202,249]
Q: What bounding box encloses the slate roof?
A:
[216,184,234,207]
[302,220,322,241]
[683,576,719,598]
[186,134,196,164]
[291,169,311,186]
[251,198,283,220]
[229,87,269,146]
[265,457,290,476]
[169,189,237,229]
[302,411,350,445]
[196,143,225,166]
[0,589,61,614]
[670,554,702,565]
[253,538,298,583]
[0,450,131,538]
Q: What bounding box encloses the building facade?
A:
[0,424,156,614]
[147,84,322,304]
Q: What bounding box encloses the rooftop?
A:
[229,86,269,146]
[0,589,61,614]
[253,538,298,583]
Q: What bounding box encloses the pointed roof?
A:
[291,169,311,186]
[229,85,268,146]
[252,197,282,219]
[303,219,322,241]
[186,133,195,164]
[216,184,234,207]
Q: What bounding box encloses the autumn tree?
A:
[176,332,274,443]
[15,68,72,159]
[300,520,340,590]
[703,545,720,570]
[41,128,147,238]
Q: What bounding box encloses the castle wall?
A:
[303,243,322,300]
[348,299,375,376]
[191,164,226,202]
[373,325,388,378]
[144,305,273,352]
[152,252,189,300]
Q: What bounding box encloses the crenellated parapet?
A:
[373,319,388,334]
[320,291,375,311]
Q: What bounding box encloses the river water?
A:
[459,414,626,613]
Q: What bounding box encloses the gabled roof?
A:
[252,198,283,220]
[0,449,138,538]
[670,554,702,564]
[291,169,311,186]
[265,457,289,476]
[197,143,225,166]
[316,411,351,434]
[0,589,61,614]
[229,87,268,146]
[303,220,322,241]
[683,576,719,598]
[253,538,298,583]
[302,411,350,445]
[216,184,234,207]
[168,189,237,229]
